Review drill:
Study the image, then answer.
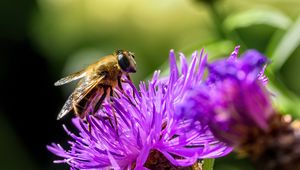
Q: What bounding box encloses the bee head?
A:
[116,50,136,73]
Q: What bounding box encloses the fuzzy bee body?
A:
[55,50,136,120]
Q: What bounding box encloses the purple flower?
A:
[176,46,273,145]
[48,49,232,170]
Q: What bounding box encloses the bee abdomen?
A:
[73,87,100,118]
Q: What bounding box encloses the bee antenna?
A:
[115,49,123,55]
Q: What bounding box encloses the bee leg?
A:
[125,74,136,99]
[108,89,119,136]
[92,85,118,131]
[109,86,114,99]
[119,80,138,106]
[88,122,92,132]
[87,104,96,132]
[125,74,132,81]
[93,85,108,116]
[113,90,121,98]
[117,75,124,91]
[117,76,136,106]
[93,109,113,127]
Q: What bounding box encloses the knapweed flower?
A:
[176,46,300,170]
[48,49,232,170]
[177,46,273,145]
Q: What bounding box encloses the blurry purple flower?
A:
[48,49,232,170]
[164,46,300,170]
[176,46,272,145]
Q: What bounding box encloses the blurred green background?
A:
[1,0,300,169]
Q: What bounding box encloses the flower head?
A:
[48,49,231,170]
[176,46,273,145]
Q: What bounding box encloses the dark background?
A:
[0,1,66,169]
[1,0,300,170]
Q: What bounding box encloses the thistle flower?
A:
[176,46,271,144]
[198,46,272,144]
[176,46,300,170]
[48,49,232,170]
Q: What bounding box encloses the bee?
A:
[55,50,136,120]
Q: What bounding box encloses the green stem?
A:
[206,2,226,39]
[203,158,215,170]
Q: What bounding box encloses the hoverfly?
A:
[55,50,136,120]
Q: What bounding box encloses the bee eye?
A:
[118,53,137,73]
[118,54,130,71]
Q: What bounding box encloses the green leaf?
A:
[203,158,215,170]
[265,29,286,57]
[270,16,300,70]
[223,8,292,32]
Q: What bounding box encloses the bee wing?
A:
[56,75,105,120]
[54,70,87,86]
[56,92,76,120]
